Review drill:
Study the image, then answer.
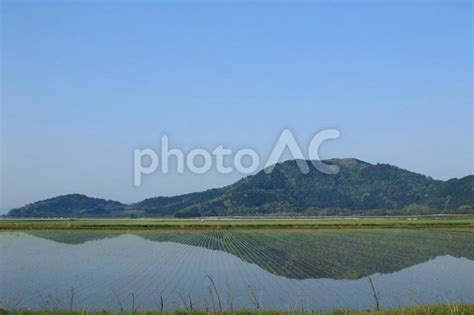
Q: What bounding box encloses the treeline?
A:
[6,159,474,218]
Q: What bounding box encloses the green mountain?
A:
[134,158,473,217]
[6,159,474,218]
[426,175,474,211]
[7,194,127,218]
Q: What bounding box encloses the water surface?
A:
[1,230,473,311]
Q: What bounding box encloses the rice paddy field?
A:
[0,219,473,313]
[0,216,473,230]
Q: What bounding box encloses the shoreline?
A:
[1,217,472,231]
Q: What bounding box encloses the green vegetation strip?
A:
[1,304,473,315]
[0,217,473,230]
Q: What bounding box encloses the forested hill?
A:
[135,158,472,217]
[6,159,474,218]
[7,194,127,218]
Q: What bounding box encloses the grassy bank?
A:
[0,216,473,230]
[2,304,473,315]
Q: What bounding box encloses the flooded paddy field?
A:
[1,229,473,312]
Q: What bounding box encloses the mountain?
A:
[426,175,474,211]
[134,158,473,217]
[7,194,127,218]
[6,159,474,218]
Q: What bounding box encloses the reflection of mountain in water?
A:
[28,230,474,280]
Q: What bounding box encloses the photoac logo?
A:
[134,129,340,186]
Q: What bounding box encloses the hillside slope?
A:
[133,158,473,217]
[7,194,127,218]
[7,159,473,218]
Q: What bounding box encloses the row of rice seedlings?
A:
[220,231,277,309]
[216,231,232,311]
[218,233,265,307]
[104,232,201,310]
[270,232,378,303]
[160,233,212,309]
[121,235,189,300]
[259,231,327,278]
[213,232,238,311]
[238,232,312,280]
[235,232,291,275]
[226,231,297,304]
[191,232,224,311]
[220,232,257,310]
[2,234,67,308]
[268,231,395,279]
[236,231,326,279]
[20,230,474,311]
[231,232,354,310]
[28,229,474,281]
[100,235,192,310]
[146,231,208,308]
[261,231,385,279]
[147,229,473,282]
[47,235,159,309]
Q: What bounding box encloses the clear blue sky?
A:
[1,0,472,210]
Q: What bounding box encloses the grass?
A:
[0,216,473,230]
[1,304,473,315]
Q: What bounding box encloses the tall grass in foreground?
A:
[2,275,471,315]
[1,277,472,315]
[1,304,473,315]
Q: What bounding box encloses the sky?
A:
[1,0,472,210]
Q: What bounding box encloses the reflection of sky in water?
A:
[1,232,473,311]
